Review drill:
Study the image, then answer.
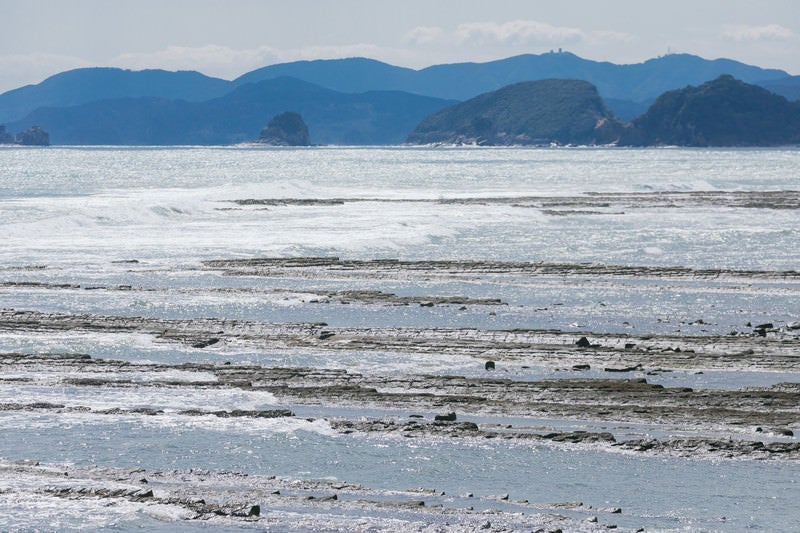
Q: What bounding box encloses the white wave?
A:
[0,383,277,410]
[3,147,799,269]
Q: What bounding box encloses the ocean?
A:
[0,145,798,531]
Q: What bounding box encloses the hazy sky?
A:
[1,0,799,93]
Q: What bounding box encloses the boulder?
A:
[191,337,219,348]
[575,336,591,347]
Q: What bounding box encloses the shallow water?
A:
[1,146,799,531]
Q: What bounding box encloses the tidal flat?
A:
[1,256,799,531]
[1,146,799,530]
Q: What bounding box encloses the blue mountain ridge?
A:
[0,67,231,124]
[2,51,799,145]
[2,51,797,123]
[7,77,455,145]
[232,52,794,110]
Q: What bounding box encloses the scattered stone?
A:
[572,364,591,371]
[753,323,774,337]
[604,364,643,373]
[231,504,258,517]
[485,361,496,370]
[434,412,457,422]
[191,338,220,349]
[575,337,592,347]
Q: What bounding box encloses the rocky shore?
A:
[1,256,798,530]
[0,325,797,460]
[228,189,800,212]
[1,460,636,531]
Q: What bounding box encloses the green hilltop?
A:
[406,75,800,147]
[621,75,800,146]
[407,79,623,146]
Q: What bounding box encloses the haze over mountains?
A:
[1,51,799,146]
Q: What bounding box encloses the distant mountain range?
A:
[7,77,453,145]
[0,68,231,126]
[235,52,795,117]
[1,52,799,145]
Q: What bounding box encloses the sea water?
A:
[1,146,799,269]
[1,146,799,531]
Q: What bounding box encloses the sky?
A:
[1,0,799,93]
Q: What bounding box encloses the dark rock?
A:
[575,336,592,347]
[572,364,591,371]
[318,331,335,340]
[191,337,220,348]
[604,364,643,372]
[753,323,774,337]
[484,361,495,370]
[232,504,260,517]
[545,431,617,444]
[27,402,65,409]
[434,412,457,422]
